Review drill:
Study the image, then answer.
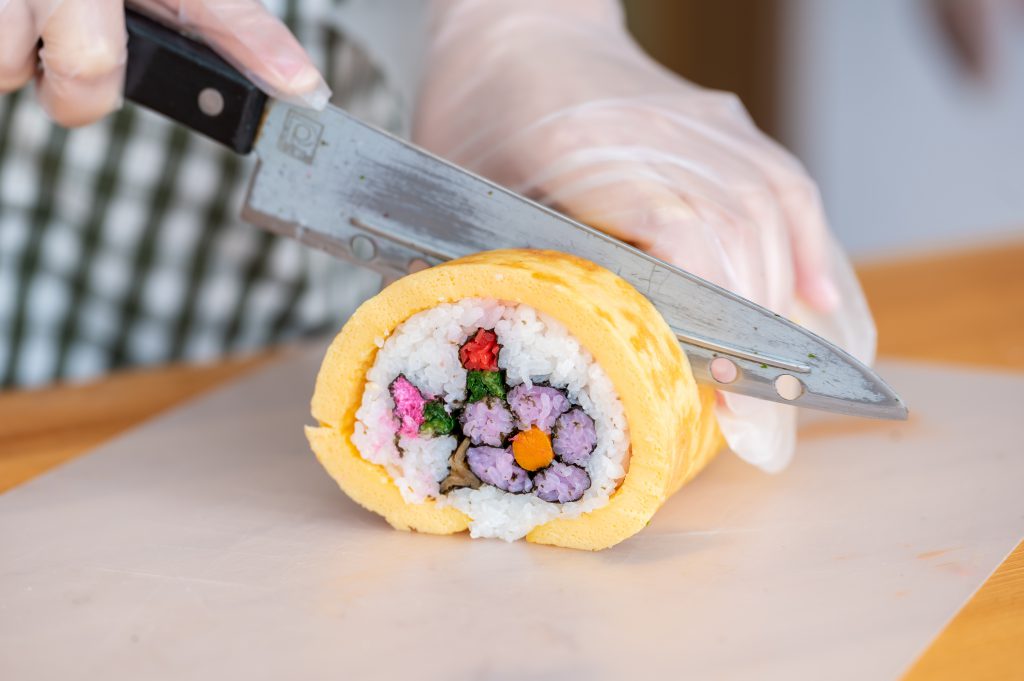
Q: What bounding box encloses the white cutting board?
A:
[1,345,1022,681]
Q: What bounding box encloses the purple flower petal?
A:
[466,446,533,494]
[533,461,591,503]
[553,407,597,466]
[507,384,570,433]
[461,397,514,447]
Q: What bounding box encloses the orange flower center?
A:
[512,426,554,471]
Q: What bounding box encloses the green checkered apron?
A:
[0,0,402,387]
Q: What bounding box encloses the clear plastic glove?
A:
[0,0,331,127]
[415,0,877,472]
[931,0,1024,81]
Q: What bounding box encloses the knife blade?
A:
[123,9,907,420]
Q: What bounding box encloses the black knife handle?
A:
[124,8,267,154]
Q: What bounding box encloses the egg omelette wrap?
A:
[306,249,723,550]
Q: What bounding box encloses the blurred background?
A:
[1,0,1021,395]
[625,0,1024,258]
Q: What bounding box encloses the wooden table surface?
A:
[2,241,1022,680]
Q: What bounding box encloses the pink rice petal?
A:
[390,375,427,437]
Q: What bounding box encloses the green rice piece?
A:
[420,400,454,436]
[466,370,506,402]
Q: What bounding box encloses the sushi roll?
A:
[306,250,722,550]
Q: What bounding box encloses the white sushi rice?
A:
[351,298,629,541]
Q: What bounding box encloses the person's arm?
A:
[0,0,330,127]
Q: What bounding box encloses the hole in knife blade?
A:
[710,357,738,384]
[350,235,376,261]
[774,374,803,401]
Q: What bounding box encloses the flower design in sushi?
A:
[385,328,598,503]
[350,298,629,542]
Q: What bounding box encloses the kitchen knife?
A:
[123,8,907,420]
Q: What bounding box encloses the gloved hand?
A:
[931,0,1024,81]
[0,0,330,127]
[415,0,876,472]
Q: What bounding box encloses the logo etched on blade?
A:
[278,111,323,165]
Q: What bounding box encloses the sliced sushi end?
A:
[466,446,533,494]
[439,439,482,495]
[311,249,725,551]
[533,461,591,503]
